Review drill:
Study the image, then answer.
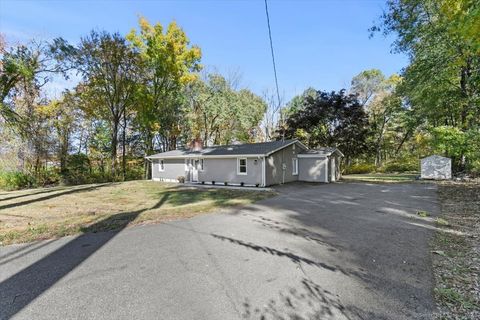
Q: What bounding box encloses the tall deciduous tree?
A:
[73,31,140,178]
[185,73,266,145]
[350,70,404,165]
[283,90,371,164]
[0,35,74,127]
[350,69,385,106]
[127,17,202,156]
[372,0,480,129]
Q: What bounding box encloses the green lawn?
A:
[0,181,274,245]
[342,173,419,183]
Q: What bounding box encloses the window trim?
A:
[292,158,298,175]
[159,159,165,172]
[199,159,204,171]
[185,159,189,171]
[237,158,248,175]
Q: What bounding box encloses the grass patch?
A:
[342,173,418,183]
[417,210,430,217]
[435,217,449,226]
[435,288,477,310]
[432,182,480,319]
[0,180,275,245]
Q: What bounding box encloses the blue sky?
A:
[0,0,407,101]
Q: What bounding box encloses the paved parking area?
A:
[0,182,439,319]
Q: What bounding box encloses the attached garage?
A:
[298,148,343,183]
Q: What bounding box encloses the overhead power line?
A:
[264,0,281,114]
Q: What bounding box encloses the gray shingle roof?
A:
[300,147,343,157]
[147,139,302,159]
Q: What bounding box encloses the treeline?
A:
[281,0,480,175]
[0,18,268,189]
[1,1,479,190]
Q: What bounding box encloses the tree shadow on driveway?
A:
[0,194,169,319]
[241,277,384,320]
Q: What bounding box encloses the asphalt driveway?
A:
[0,182,439,319]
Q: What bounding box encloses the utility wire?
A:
[264,0,281,116]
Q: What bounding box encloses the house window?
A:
[292,158,298,175]
[185,159,189,171]
[237,158,247,175]
[159,160,165,172]
[199,159,204,171]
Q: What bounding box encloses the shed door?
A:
[192,159,199,182]
[330,157,336,182]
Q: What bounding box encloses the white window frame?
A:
[159,159,165,172]
[185,159,189,171]
[292,158,298,175]
[237,158,247,175]
[199,159,204,171]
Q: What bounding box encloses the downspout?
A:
[324,157,329,183]
[262,156,267,187]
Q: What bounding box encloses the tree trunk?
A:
[122,113,127,180]
[111,120,118,179]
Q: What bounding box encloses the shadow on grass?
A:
[0,194,168,319]
[152,187,266,207]
[0,187,69,203]
[0,183,113,211]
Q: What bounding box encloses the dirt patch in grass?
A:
[0,181,275,245]
[433,182,480,319]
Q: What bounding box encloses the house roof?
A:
[146,139,307,159]
[299,147,344,157]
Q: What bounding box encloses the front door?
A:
[192,159,199,182]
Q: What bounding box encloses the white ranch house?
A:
[146,140,343,187]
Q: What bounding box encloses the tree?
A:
[40,91,81,175]
[283,90,371,163]
[185,73,267,146]
[73,31,141,178]
[127,17,202,155]
[0,36,74,126]
[350,69,385,106]
[350,70,404,166]
[372,0,480,129]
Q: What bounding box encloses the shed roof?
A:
[147,139,307,159]
[421,155,450,160]
[299,147,344,157]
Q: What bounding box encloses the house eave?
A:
[146,154,266,160]
[265,139,308,157]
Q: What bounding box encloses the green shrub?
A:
[37,168,61,186]
[124,165,143,181]
[379,160,419,173]
[0,171,37,190]
[62,154,92,185]
[345,163,376,174]
[467,159,480,177]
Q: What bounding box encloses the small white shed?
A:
[421,155,452,180]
